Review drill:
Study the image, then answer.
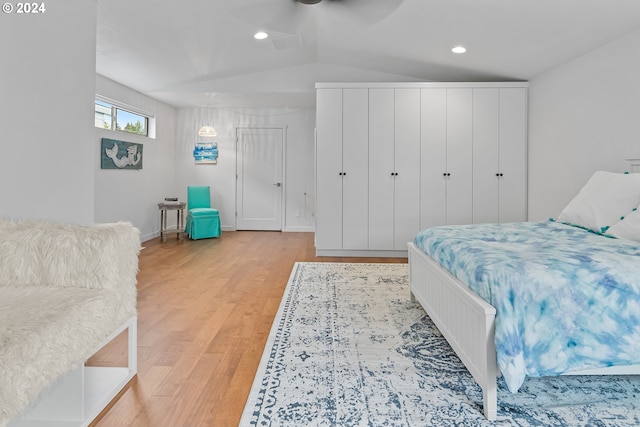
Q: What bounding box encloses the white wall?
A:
[528,28,640,221]
[0,0,97,224]
[94,75,177,241]
[175,107,315,231]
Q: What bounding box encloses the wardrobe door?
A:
[420,88,447,229]
[393,88,421,249]
[472,88,500,224]
[342,89,370,249]
[498,87,527,222]
[315,88,343,250]
[445,88,473,225]
[368,88,395,250]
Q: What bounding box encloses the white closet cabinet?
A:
[315,88,369,251]
[420,88,447,228]
[393,89,421,249]
[368,89,395,249]
[316,82,528,257]
[472,88,527,223]
[420,88,473,229]
[369,88,421,250]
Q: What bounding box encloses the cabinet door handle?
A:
[496,173,504,177]
[443,172,451,177]
[391,172,399,176]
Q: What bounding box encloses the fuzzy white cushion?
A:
[0,287,129,425]
[556,171,640,234]
[0,220,140,426]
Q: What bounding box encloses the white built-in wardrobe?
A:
[315,82,528,257]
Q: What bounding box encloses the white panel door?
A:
[315,88,344,249]
[472,88,500,224]
[420,88,447,229]
[342,89,369,250]
[393,88,421,249]
[472,87,527,224]
[446,88,473,225]
[236,127,283,230]
[498,88,527,223]
[368,88,395,250]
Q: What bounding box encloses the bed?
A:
[408,171,640,420]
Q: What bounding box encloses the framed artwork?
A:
[194,142,218,164]
[101,138,143,170]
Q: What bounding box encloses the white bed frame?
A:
[408,242,640,420]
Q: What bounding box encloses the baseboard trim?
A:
[315,249,408,258]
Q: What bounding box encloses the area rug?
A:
[240,262,640,426]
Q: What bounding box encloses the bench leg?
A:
[9,317,137,427]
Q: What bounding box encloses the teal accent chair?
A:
[185,186,221,239]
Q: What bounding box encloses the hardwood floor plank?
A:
[90,231,406,427]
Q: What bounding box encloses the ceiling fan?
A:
[294,0,404,22]
[232,0,403,34]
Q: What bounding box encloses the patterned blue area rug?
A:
[240,262,640,426]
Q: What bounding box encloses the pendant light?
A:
[199,94,217,137]
[198,125,217,137]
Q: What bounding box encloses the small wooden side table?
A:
[158,202,186,242]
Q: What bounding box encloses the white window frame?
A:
[95,95,156,139]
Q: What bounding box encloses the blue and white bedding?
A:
[413,221,640,393]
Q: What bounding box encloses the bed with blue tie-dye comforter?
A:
[413,221,640,393]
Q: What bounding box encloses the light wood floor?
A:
[90,231,407,427]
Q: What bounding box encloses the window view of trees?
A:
[124,121,145,134]
[95,99,149,137]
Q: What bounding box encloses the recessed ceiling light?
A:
[451,46,467,54]
[254,31,269,40]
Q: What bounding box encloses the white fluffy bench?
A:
[0,220,141,427]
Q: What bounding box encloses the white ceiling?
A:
[96,0,640,109]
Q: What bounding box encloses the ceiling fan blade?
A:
[229,0,309,34]
[323,0,404,24]
[231,0,403,34]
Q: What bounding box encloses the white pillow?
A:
[606,207,640,241]
[557,171,640,234]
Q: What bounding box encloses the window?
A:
[95,98,151,137]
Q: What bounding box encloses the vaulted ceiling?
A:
[96,0,640,108]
